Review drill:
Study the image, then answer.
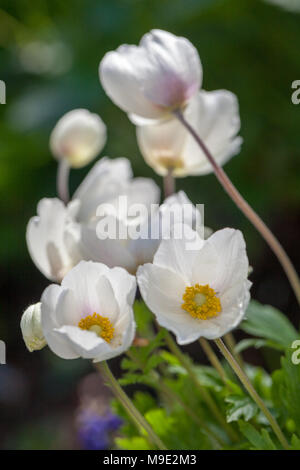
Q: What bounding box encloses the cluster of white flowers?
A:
[21,29,251,364]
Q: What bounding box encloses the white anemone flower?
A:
[50,109,107,168]
[21,302,47,352]
[41,261,136,361]
[81,190,205,274]
[26,157,160,282]
[99,29,202,121]
[136,90,242,177]
[137,226,251,344]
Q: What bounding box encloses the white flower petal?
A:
[61,260,109,313]
[137,263,186,318]
[73,157,133,223]
[206,228,249,293]
[80,225,138,273]
[136,117,186,176]
[41,284,79,359]
[152,224,203,283]
[100,46,163,119]
[26,198,79,282]
[106,267,137,307]
[181,90,242,175]
[140,29,202,108]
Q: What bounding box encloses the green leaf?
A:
[273,349,300,429]
[159,350,181,366]
[235,338,284,353]
[238,421,277,450]
[144,409,175,437]
[119,372,153,386]
[115,436,152,450]
[225,395,258,423]
[240,300,298,348]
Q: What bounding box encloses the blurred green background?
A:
[0,0,299,449]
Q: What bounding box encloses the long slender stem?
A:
[163,167,176,198]
[174,110,300,307]
[164,331,239,442]
[199,337,228,386]
[224,332,244,368]
[214,338,290,450]
[96,361,167,450]
[57,159,70,204]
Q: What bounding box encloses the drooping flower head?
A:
[41,261,136,361]
[99,30,202,121]
[50,109,107,168]
[136,90,242,177]
[137,226,251,344]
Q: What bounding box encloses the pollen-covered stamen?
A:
[182,284,221,320]
[78,312,114,343]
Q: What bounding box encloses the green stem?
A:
[224,332,244,368]
[198,337,229,386]
[96,361,167,450]
[214,338,290,450]
[164,331,239,442]
[174,109,300,308]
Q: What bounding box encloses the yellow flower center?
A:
[182,284,221,320]
[78,312,114,343]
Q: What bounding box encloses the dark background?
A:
[0,0,299,449]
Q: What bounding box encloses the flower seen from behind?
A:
[99,29,202,121]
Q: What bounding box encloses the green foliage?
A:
[110,299,299,450]
[225,396,258,423]
[271,349,300,431]
[238,421,277,450]
[240,300,298,349]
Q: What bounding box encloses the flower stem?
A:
[96,361,167,450]
[57,159,70,204]
[198,337,229,386]
[224,332,244,368]
[164,331,239,442]
[214,338,290,450]
[163,167,176,198]
[174,110,300,307]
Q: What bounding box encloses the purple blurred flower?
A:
[78,411,122,450]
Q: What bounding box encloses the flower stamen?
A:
[78,312,114,343]
[182,284,221,320]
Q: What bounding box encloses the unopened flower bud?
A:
[50,109,107,168]
[21,302,47,352]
